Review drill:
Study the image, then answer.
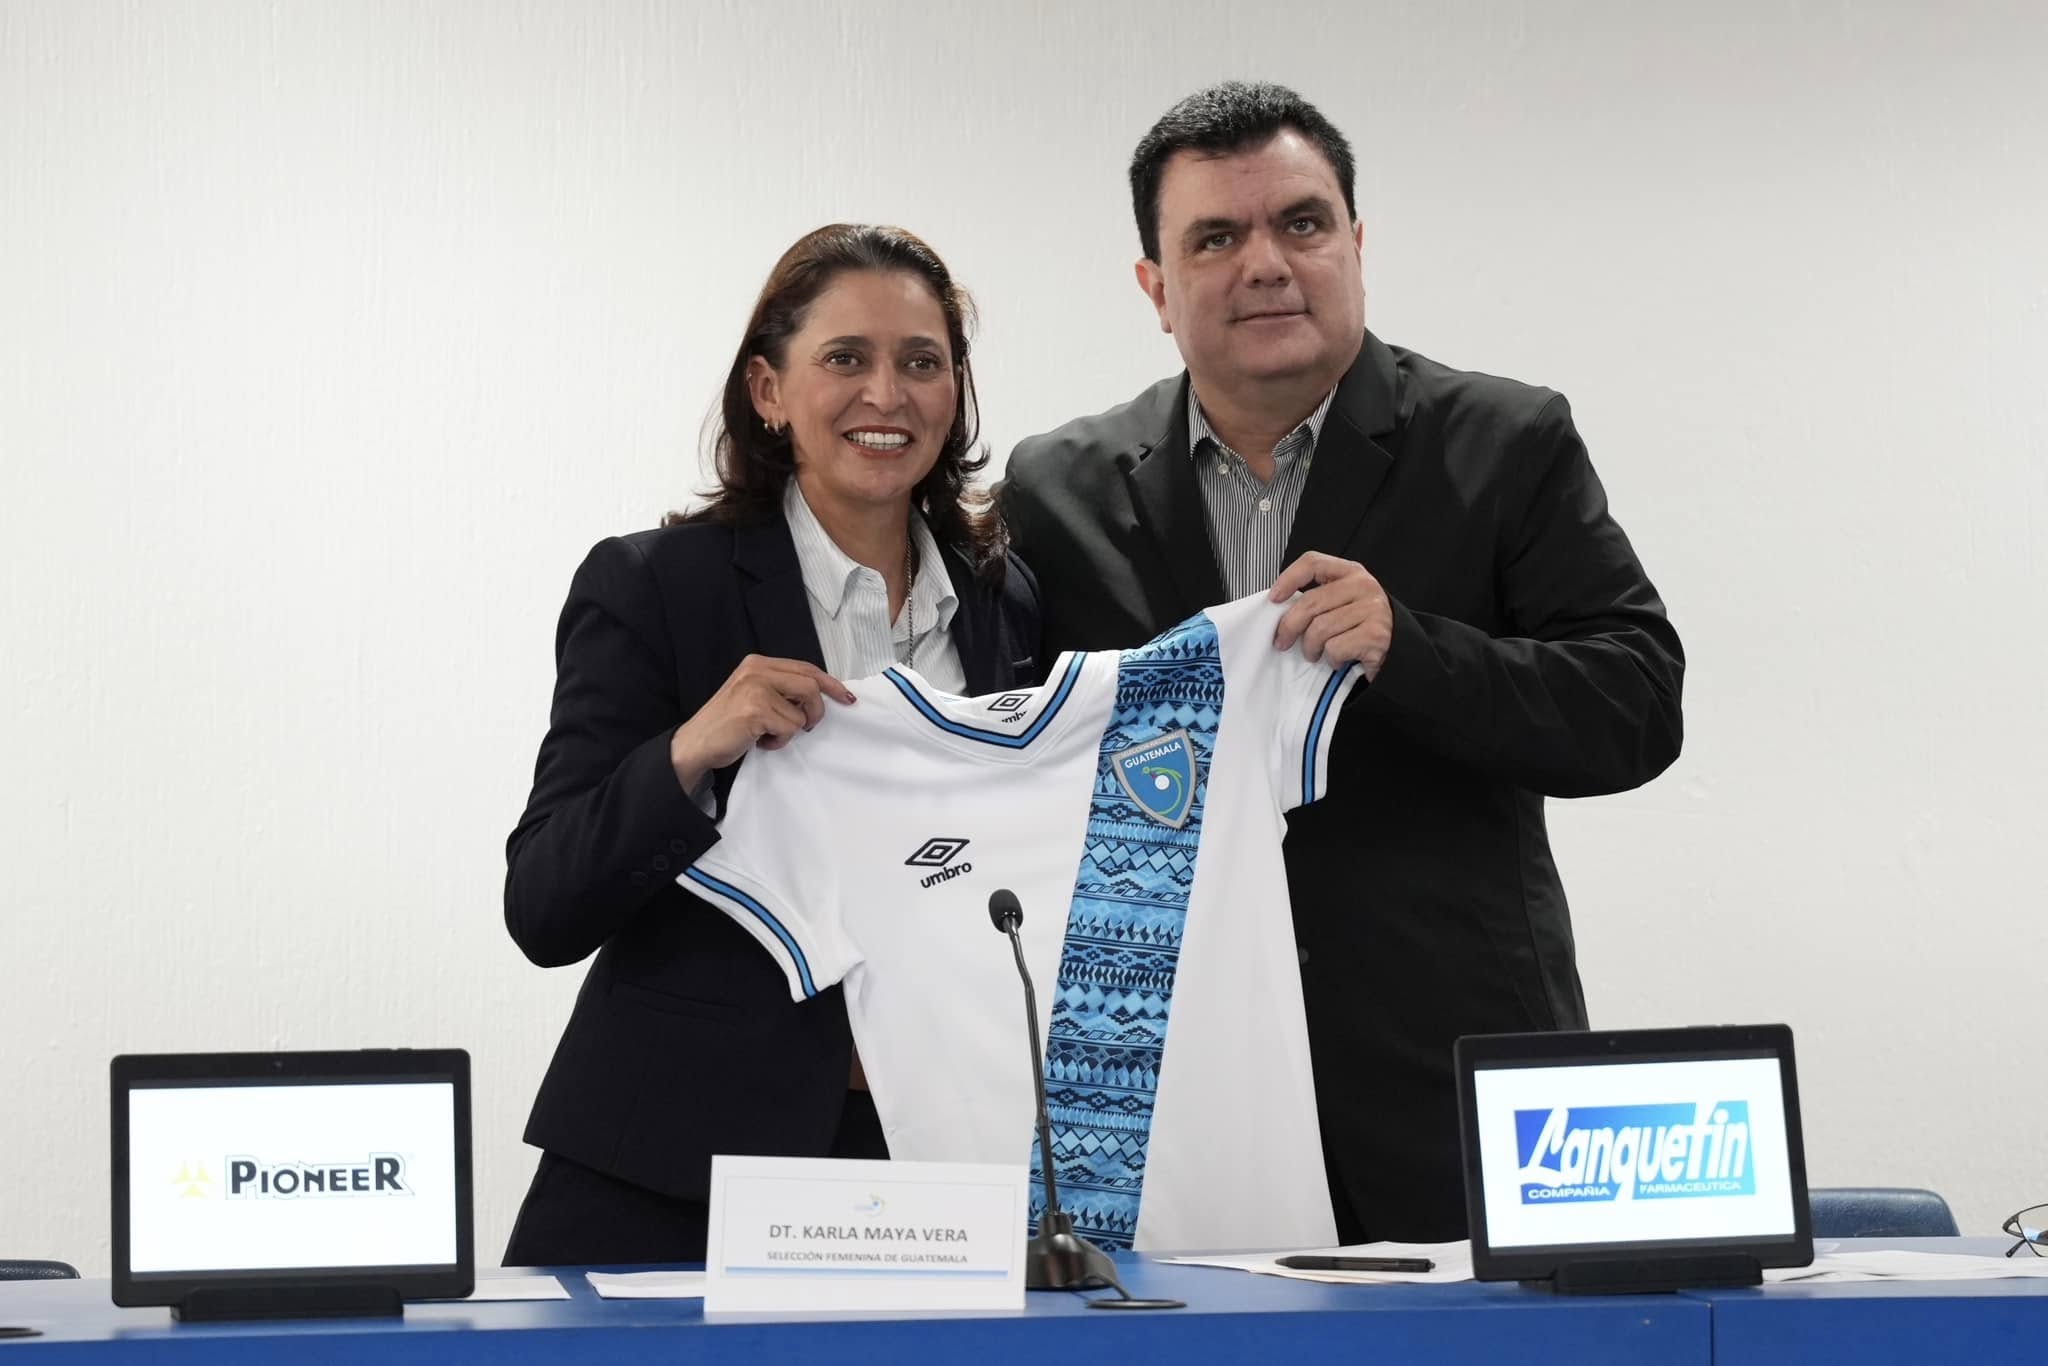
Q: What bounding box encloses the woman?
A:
[501,225,1040,1265]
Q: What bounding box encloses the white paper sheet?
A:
[420,1272,571,1302]
[1766,1250,2048,1283]
[1161,1240,1475,1284]
[586,1270,709,1299]
[1166,1240,2048,1288]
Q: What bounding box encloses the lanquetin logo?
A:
[1514,1101,1754,1204]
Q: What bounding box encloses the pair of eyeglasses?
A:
[2004,1204,2046,1258]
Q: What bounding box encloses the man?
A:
[999,81,1684,1243]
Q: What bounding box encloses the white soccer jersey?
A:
[682,592,1360,1252]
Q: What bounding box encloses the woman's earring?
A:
[765,415,785,436]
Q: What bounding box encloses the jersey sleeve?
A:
[1211,594,1365,814]
[678,741,861,1002]
[1272,644,1361,812]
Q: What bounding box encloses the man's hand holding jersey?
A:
[1268,551,1395,680]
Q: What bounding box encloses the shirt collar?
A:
[907,513,960,635]
[782,479,958,631]
[1186,384,1339,462]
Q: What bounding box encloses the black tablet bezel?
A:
[1455,1024,1812,1283]
[110,1049,474,1308]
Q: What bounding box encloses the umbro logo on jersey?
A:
[904,838,970,868]
[905,837,974,889]
[987,692,1032,724]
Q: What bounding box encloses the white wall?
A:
[3,0,2042,1273]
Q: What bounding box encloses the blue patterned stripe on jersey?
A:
[679,866,817,998]
[1301,662,1355,804]
[882,653,1086,748]
[1031,612,1222,1250]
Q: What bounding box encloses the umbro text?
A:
[919,861,974,889]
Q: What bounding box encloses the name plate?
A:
[704,1155,1029,1313]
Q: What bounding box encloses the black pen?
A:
[1276,1254,1435,1273]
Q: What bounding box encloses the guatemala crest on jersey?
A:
[1110,728,1197,829]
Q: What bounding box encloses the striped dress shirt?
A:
[781,479,966,692]
[1187,386,1338,599]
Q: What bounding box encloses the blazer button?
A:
[630,871,650,888]
[669,839,689,855]
[1297,947,1310,967]
[652,855,671,872]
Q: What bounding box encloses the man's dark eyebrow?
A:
[1274,195,1338,223]
[1179,215,1246,251]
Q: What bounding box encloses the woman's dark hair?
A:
[675,223,1003,575]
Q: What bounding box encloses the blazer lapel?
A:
[939,546,1002,695]
[1126,377,1226,618]
[1283,331,1401,564]
[732,516,828,671]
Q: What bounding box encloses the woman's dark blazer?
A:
[506,513,1041,1203]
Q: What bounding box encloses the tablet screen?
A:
[1470,1052,1797,1251]
[127,1080,459,1274]
[111,1050,472,1306]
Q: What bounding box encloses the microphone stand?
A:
[1004,921,1119,1291]
[992,890,1182,1309]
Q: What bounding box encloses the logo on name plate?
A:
[1111,728,1197,828]
[1513,1101,1756,1204]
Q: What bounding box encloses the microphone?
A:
[988,888,1162,1302]
[988,887,1023,936]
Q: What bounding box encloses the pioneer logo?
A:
[904,837,972,888]
[225,1154,411,1199]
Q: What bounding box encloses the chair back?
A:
[1809,1186,1960,1237]
[0,1259,79,1281]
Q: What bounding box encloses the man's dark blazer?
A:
[997,330,1683,1242]
[505,513,1040,1208]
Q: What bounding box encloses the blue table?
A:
[1684,1236,2048,1366]
[9,1241,2045,1364]
[0,1257,1704,1365]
